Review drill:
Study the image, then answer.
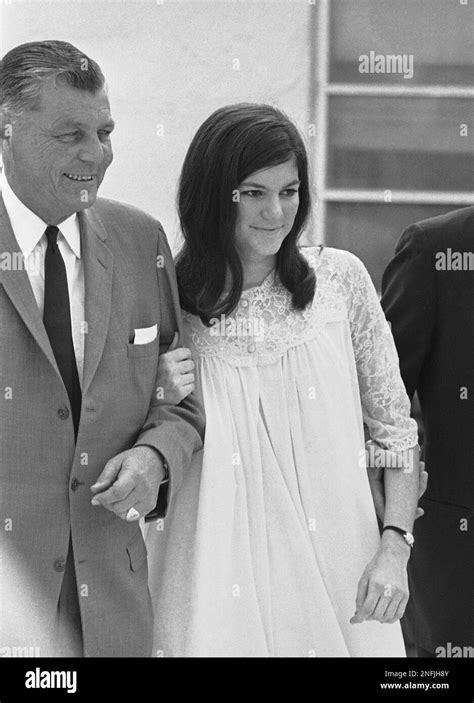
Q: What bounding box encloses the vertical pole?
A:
[308,0,330,245]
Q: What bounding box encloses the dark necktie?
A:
[43,225,82,438]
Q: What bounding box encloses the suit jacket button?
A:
[71,478,80,491]
[57,407,69,420]
[54,559,66,572]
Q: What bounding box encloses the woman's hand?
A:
[350,531,410,625]
[157,332,195,405]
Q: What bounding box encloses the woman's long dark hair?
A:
[175,103,316,325]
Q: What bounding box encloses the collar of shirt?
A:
[1,171,81,260]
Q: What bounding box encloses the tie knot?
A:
[45,225,60,251]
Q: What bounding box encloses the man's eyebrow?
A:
[50,117,116,130]
[240,179,301,189]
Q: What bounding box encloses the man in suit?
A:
[381,207,474,657]
[0,40,204,657]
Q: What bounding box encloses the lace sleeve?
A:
[346,254,419,452]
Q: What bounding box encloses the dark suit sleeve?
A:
[381,223,436,401]
[134,224,205,516]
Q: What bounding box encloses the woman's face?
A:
[234,155,300,264]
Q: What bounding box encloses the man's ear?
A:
[1,117,13,156]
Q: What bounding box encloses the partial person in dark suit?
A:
[381,206,474,658]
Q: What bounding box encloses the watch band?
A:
[383,525,414,548]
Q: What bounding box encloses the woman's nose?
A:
[261,197,283,221]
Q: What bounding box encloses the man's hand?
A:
[365,440,428,522]
[90,446,166,520]
[350,533,410,625]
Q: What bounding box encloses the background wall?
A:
[2,0,473,284]
[1,0,312,251]
[323,0,474,289]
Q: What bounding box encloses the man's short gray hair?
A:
[0,40,106,129]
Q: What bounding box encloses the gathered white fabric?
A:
[146,247,418,657]
[188,246,416,452]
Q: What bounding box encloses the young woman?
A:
[145,103,420,657]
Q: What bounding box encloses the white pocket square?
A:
[133,324,158,345]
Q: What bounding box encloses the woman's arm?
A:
[383,443,419,535]
[350,448,419,626]
[366,439,427,522]
[345,253,420,624]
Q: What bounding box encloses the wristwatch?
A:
[382,525,414,549]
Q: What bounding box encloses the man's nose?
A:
[77,135,105,164]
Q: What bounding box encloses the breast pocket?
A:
[127,335,159,359]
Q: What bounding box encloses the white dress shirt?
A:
[1,172,85,385]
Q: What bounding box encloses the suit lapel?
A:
[0,195,115,396]
[80,205,114,395]
[0,195,61,375]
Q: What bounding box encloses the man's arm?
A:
[133,225,205,513]
[381,223,436,400]
[90,224,205,521]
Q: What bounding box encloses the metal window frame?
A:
[308,0,474,244]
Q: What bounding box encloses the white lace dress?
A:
[145,247,418,657]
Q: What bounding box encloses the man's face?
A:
[3,76,114,224]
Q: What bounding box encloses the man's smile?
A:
[64,173,96,182]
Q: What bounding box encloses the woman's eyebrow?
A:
[240,179,301,189]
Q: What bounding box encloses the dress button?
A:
[247,343,256,353]
[70,478,80,491]
[57,407,69,420]
[241,299,249,308]
[54,558,66,572]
